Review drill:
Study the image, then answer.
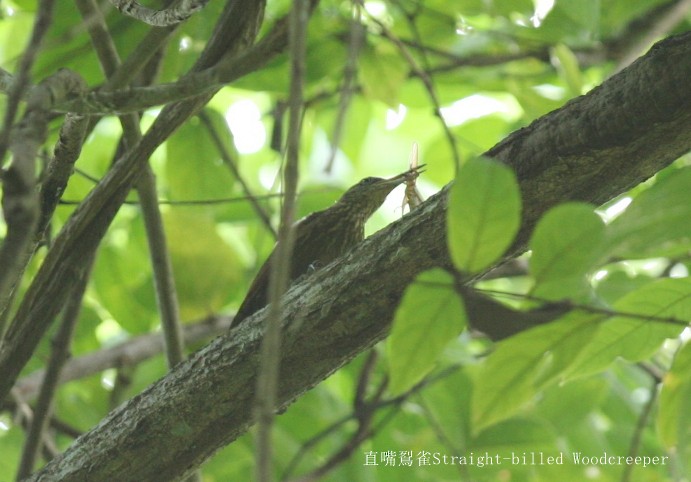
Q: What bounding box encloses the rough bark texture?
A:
[27,32,691,482]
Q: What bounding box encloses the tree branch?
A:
[255,0,308,479]
[0,69,86,334]
[0,0,267,403]
[16,260,91,479]
[109,0,209,27]
[11,316,232,403]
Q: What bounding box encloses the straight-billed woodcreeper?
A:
[231,167,423,327]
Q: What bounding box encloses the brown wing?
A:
[231,211,323,327]
[231,204,360,328]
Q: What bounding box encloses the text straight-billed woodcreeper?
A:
[231,166,424,327]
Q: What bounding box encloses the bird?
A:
[231,167,423,327]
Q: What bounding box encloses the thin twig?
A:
[0,0,57,334]
[108,364,137,411]
[60,191,287,206]
[324,1,365,173]
[0,0,269,412]
[620,377,660,482]
[52,4,310,115]
[364,9,461,173]
[9,390,61,463]
[198,110,277,238]
[137,165,188,367]
[282,360,464,480]
[15,259,91,480]
[255,0,308,480]
[0,0,55,163]
[287,375,407,482]
[2,396,83,440]
[76,0,187,371]
[12,316,232,402]
[476,288,691,327]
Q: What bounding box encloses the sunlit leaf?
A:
[536,0,600,43]
[552,43,583,96]
[529,202,605,300]
[359,45,409,108]
[92,217,157,334]
[658,341,691,449]
[387,269,466,396]
[507,79,566,118]
[472,418,556,454]
[606,167,691,258]
[471,313,599,431]
[164,211,243,320]
[566,278,690,378]
[448,157,521,273]
[165,113,237,203]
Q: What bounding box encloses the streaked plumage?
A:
[231,169,421,327]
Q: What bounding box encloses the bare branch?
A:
[75,0,188,371]
[0,69,86,334]
[109,0,209,27]
[324,2,365,173]
[0,0,56,163]
[255,0,309,479]
[37,113,89,240]
[198,110,277,238]
[52,5,308,115]
[364,8,462,172]
[12,316,232,402]
[16,262,91,479]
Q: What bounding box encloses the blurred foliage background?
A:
[1,0,691,480]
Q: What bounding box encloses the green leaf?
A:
[165,113,237,202]
[535,0,600,43]
[472,418,555,454]
[552,43,583,96]
[471,313,599,431]
[529,202,605,300]
[507,79,566,119]
[92,217,157,334]
[164,211,243,320]
[387,269,466,396]
[417,368,473,443]
[658,341,691,449]
[447,157,521,273]
[359,45,409,108]
[606,167,691,258]
[594,269,654,305]
[315,96,372,163]
[566,278,690,378]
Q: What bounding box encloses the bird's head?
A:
[336,167,423,219]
